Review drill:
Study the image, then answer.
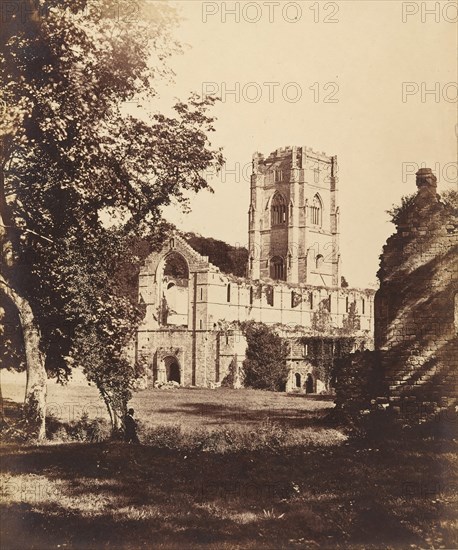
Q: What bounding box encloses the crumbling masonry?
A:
[375,168,458,421]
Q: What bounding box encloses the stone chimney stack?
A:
[416,168,437,202]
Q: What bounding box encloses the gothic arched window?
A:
[309,194,322,226]
[316,254,324,269]
[270,256,285,281]
[271,193,287,226]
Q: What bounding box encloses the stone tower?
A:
[248,146,340,286]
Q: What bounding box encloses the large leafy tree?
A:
[0,0,223,438]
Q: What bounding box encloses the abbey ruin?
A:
[136,146,375,392]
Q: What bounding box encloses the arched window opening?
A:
[295,373,301,388]
[270,256,285,281]
[163,253,188,279]
[249,256,253,270]
[227,283,231,303]
[271,193,287,226]
[200,288,203,300]
[309,194,322,226]
[249,286,254,305]
[316,254,324,269]
[346,296,349,313]
[309,292,314,310]
[362,298,365,315]
[161,252,189,327]
[199,319,203,329]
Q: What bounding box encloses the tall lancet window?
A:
[270,256,285,281]
[271,193,287,226]
[309,194,322,226]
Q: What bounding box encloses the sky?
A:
[151,0,457,288]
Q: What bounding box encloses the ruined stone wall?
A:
[375,168,458,421]
[137,327,246,387]
[286,335,372,393]
[205,273,374,333]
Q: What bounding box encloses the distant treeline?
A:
[183,232,248,278]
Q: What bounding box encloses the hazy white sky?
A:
[155,0,457,288]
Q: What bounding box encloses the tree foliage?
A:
[0,0,224,435]
[242,321,289,391]
[184,232,248,277]
[386,193,416,226]
[386,187,457,227]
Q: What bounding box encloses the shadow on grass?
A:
[1,438,456,549]
[154,400,334,429]
[1,398,23,422]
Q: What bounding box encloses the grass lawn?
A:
[130,386,336,430]
[2,370,338,437]
[1,372,457,549]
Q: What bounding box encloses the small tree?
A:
[242,322,289,391]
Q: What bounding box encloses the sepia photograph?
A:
[0,1,457,548]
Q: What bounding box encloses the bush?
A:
[46,413,111,442]
[141,425,183,448]
[242,322,289,391]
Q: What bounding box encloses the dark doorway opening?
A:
[305,373,314,394]
[168,362,180,384]
[164,356,181,384]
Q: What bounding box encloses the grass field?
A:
[1,371,457,549]
[1,370,337,436]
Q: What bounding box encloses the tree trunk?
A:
[0,275,47,440]
[100,388,123,434]
[1,162,47,440]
